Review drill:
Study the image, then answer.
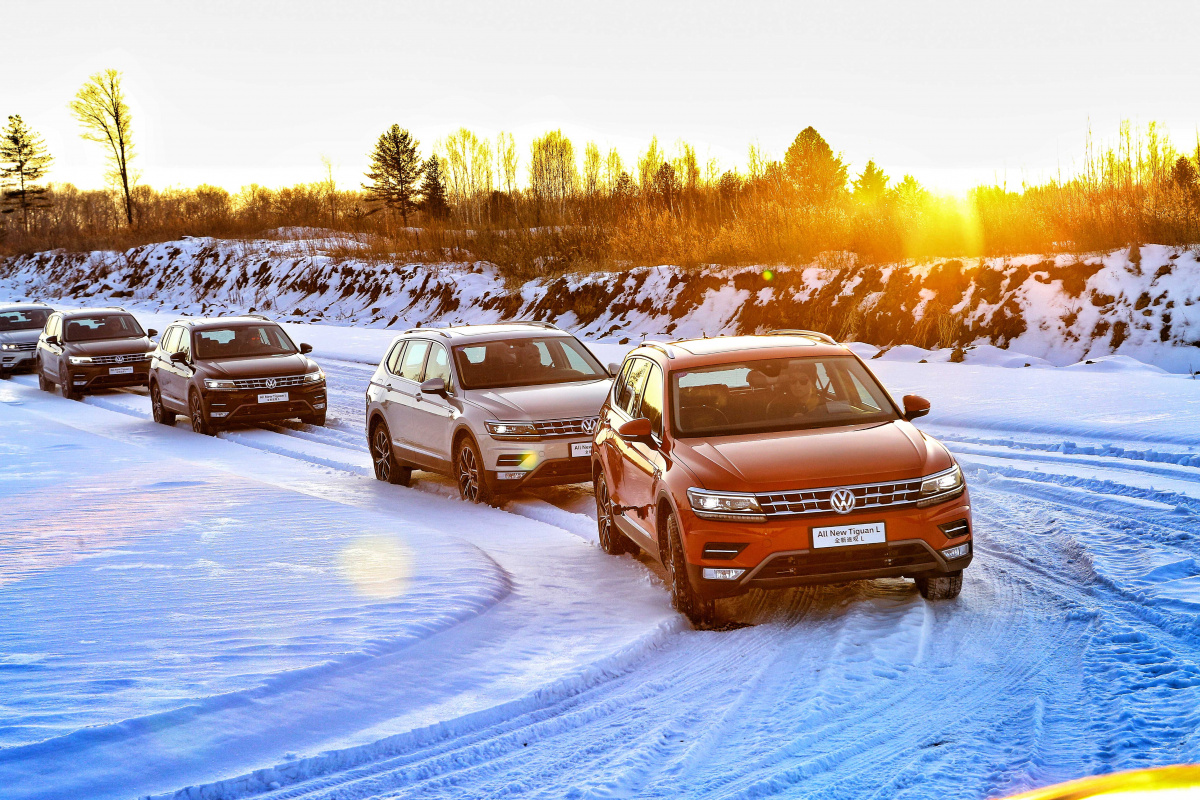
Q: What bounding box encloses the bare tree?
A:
[320,155,337,227]
[603,147,624,195]
[583,142,602,197]
[69,69,136,226]
[529,130,577,219]
[496,132,519,196]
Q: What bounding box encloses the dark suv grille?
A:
[756,478,924,517]
[230,375,309,390]
[90,352,149,365]
[533,417,598,437]
[753,542,935,581]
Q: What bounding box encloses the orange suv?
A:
[592,331,972,627]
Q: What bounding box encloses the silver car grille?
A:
[533,417,599,437]
[12,342,36,352]
[756,477,925,517]
[230,374,309,390]
[90,352,149,365]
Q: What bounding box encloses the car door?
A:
[156,327,190,409]
[406,342,457,467]
[613,360,667,544]
[38,313,63,381]
[606,357,658,550]
[382,338,430,459]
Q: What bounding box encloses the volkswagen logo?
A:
[265,378,277,389]
[830,488,856,514]
[582,417,599,434]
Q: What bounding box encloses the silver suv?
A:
[0,303,54,377]
[365,322,614,503]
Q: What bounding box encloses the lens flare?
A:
[338,535,413,599]
[762,269,774,282]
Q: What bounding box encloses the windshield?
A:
[193,325,297,359]
[671,355,899,437]
[63,314,145,342]
[0,309,50,332]
[453,336,607,390]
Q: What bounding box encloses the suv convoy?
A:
[36,308,158,399]
[365,322,613,502]
[149,315,326,434]
[592,331,972,627]
[0,303,53,377]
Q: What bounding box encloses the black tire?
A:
[189,391,216,436]
[664,510,716,629]
[370,421,411,486]
[595,468,634,555]
[60,368,79,401]
[37,360,53,392]
[455,436,494,505]
[915,570,963,600]
[0,369,10,380]
[150,382,176,426]
[302,412,327,427]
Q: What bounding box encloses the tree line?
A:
[4,69,1200,279]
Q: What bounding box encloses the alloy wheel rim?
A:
[373,428,391,480]
[152,387,162,420]
[458,447,478,501]
[191,399,203,431]
[597,478,612,547]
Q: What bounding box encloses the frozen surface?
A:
[2,316,1200,800]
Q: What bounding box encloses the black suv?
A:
[36,308,158,399]
[148,315,326,434]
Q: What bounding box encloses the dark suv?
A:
[36,308,158,399]
[1,303,54,377]
[149,315,326,435]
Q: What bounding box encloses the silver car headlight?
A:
[485,421,539,438]
[204,379,237,390]
[686,488,766,523]
[1,343,17,351]
[68,356,94,365]
[917,465,965,507]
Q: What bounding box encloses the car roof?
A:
[0,302,53,312]
[169,315,280,330]
[628,333,850,368]
[397,322,571,344]
[58,307,137,318]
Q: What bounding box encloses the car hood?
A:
[465,378,611,421]
[65,337,155,356]
[200,353,316,378]
[0,329,42,345]
[671,420,954,492]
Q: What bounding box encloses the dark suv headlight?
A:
[916,465,965,507]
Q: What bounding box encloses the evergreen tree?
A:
[783,127,848,204]
[363,124,424,224]
[420,155,449,219]
[0,116,54,232]
[852,160,889,203]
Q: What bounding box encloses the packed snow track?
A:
[2,350,1200,800]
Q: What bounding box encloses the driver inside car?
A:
[768,361,824,418]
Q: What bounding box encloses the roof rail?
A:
[402,327,450,337]
[243,313,272,321]
[769,329,838,345]
[507,319,560,329]
[641,340,676,359]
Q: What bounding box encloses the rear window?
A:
[63,314,144,342]
[193,325,296,359]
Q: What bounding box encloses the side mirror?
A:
[147,328,158,338]
[46,335,60,347]
[607,362,621,377]
[420,377,447,395]
[903,394,931,421]
[300,343,313,354]
[171,351,189,364]
[617,417,653,440]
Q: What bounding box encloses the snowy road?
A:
[2,347,1200,800]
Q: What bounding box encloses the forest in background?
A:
[4,76,1200,282]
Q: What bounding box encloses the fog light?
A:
[702,568,745,581]
[210,411,229,418]
[497,471,524,480]
[74,380,87,385]
[314,402,326,409]
[941,543,971,560]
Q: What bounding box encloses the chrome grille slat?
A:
[756,478,924,517]
[230,374,308,390]
[89,352,149,365]
[13,342,36,351]
[532,417,598,437]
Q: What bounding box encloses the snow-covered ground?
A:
[3,307,1200,800]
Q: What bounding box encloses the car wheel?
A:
[915,570,963,601]
[0,369,9,381]
[456,436,494,505]
[595,468,633,555]
[37,360,53,393]
[60,370,79,401]
[150,382,176,426]
[664,509,716,629]
[370,421,411,486]
[302,412,327,427]
[189,391,216,436]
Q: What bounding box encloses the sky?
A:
[6,0,1200,195]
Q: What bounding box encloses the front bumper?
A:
[203,383,327,424]
[0,349,36,371]
[681,490,974,599]
[69,362,151,390]
[485,436,594,491]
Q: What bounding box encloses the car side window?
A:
[385,341,405,375]
[177,330,192,359]
[613,359,636,413]
[399,340,429,382]
[618,358,652,417]
[639,363,665,439]
[161,327,180,353]
[423,342,453,389]
[46,314,60,339]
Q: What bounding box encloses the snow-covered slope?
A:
[4,237,1200,371]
